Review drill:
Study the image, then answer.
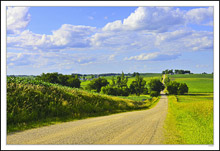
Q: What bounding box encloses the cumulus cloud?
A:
[155,29,213,52]
[7,24,96,50]
[7,7,31,34]
[124,52,181,61]
[185,7,213,25]
[103,7,185,32]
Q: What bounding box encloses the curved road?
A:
[7,93,168,144]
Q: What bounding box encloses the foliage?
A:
[86,77,109,92]
[36,72,81,88]
[101,85,130,96]
[129,74,147,96]
[150,91,160,97]
[166,81,188,95]
[178,83,188,95]
[148,79,164,94]
[164,76,171,87]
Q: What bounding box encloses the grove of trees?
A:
[162,69,191,74]
[36,72,81,88]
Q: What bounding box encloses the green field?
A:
[168,74,213,93]
[164,74,213,144]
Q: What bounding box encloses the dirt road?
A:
[7,93,168,144]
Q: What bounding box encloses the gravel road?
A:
[7,93,168,144]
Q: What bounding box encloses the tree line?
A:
[162,69,191,74]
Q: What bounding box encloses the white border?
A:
[1,1,219,150]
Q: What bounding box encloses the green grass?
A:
[7,77,159,133]
[164,94,213,144]
[168,74,213,93]
[117,95,152,101]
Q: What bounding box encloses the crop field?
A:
[164,74,213,144]
[168,74,213,93]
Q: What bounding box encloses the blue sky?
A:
[6,6,214,75]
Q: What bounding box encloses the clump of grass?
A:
[164,94,213,144]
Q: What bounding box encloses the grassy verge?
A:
[7,79,159,134]
[164,93,213,144]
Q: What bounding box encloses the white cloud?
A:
[7,24,96,50]
[108,54,116,61]
[124,52,181,61]
[7,7,31,34]
[185,7,213,25]
[103,7,185,32]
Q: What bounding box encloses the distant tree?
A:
[164,76,171,86]
[129,74,147,96]
[150,91,160,97]
[167,81,180,95]
[148,79,164,95]
[86,77,109,92]
[178,83,188,95]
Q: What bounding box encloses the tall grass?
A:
[164,94,213,144]
[7,77,156,133]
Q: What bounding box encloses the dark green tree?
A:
[129,74,147,96]
[148,79,164,94]
[86,77,109,92]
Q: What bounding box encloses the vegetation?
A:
[129,74,147,96]
[162,69,191,74]
[148,79,164,97]
[164,73,213,144]
[169,74,213,93]
[85,77,109,92]
[166,81,188,95]
[164,94,213,144]
[7,76,156,133]
[36,72,81,88]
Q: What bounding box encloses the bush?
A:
[167,81,188,95]
[148,79,164,94]
[150,91,160,97]
[178,83,189,94]
[86,77,109,92]
[101,86,129,96]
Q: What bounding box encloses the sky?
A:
[6,6,214,75]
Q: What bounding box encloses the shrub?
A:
[167,81,189,95]
[148,79,164,94]
[178,83,189,94]
[86,77,109,92]
[150,91,160,97]
[101,86,129,96]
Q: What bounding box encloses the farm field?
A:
[164,74,213,144]
[168,74,213,93]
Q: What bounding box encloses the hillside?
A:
[7,77,158,133]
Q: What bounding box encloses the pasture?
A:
[168,74,213,93]
[164,74,213,144]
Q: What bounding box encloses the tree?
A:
[148,79,164,95]
[86,77,109,92]
[167,81,179,95]
[130,74,147,96]
[164,76,171,87]
[178,83,188,94]
[167,81,188,95]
